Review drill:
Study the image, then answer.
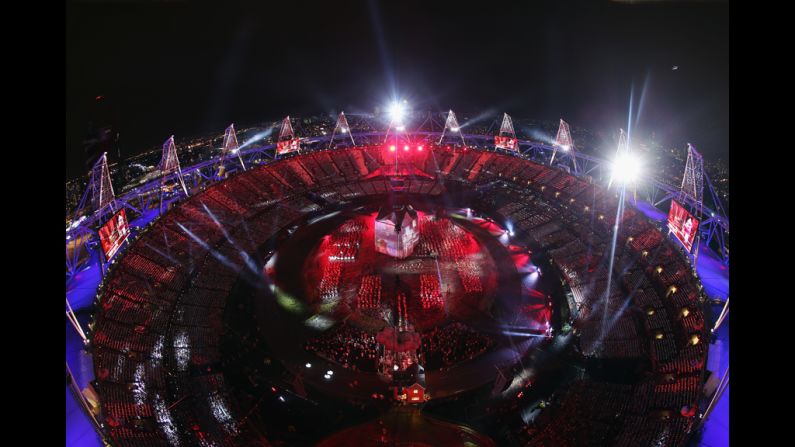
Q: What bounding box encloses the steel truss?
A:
[648,144,729,264]
[67,153,117,278]
[217,124,246,178]
[158,136,189,214]
[415,111,445,134]
[329,112,355,149]
[498,113,516,138]
[73,152,117,225]
[438,110,466,146]
[550,119,579,175]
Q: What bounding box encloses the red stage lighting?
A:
[389,145,396,152]
[404,145,409,151]
[418,145,424,151]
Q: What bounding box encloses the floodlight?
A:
[388,102,405,123]
[610,152,642,185]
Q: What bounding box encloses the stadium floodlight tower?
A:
[328,111,356,149]
[494,113,519,152]
[67,152,118,280]
[276,116,301,157]
[438,110,467,146]
[676,143,705,261]
[383,100,408,144]
[159,136,189,214]
[217,124,246,179]
[75,152,117,225]
[550,119,579,174]
[607,129,642,192]
[678,143,704,218]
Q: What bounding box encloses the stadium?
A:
[65,109,730,446]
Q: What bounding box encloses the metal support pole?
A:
[66,297,89,343]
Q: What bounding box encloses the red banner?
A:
[667,200,699,252]
[495,135,518,151]
[276,138,301,155]
[99,209,130,260]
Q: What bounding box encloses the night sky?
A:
[66,0,728,180]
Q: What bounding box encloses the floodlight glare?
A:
[610,152,642,184]
[388,102,406,123]
[560,144,570,151]
[451,127,460,132]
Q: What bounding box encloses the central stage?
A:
[251,198,555,401]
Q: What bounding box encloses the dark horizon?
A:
[66,0,728,180]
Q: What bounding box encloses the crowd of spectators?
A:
[420,322,496,370]
[304,324,381,373]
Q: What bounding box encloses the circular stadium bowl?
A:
[85,137,709,446]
